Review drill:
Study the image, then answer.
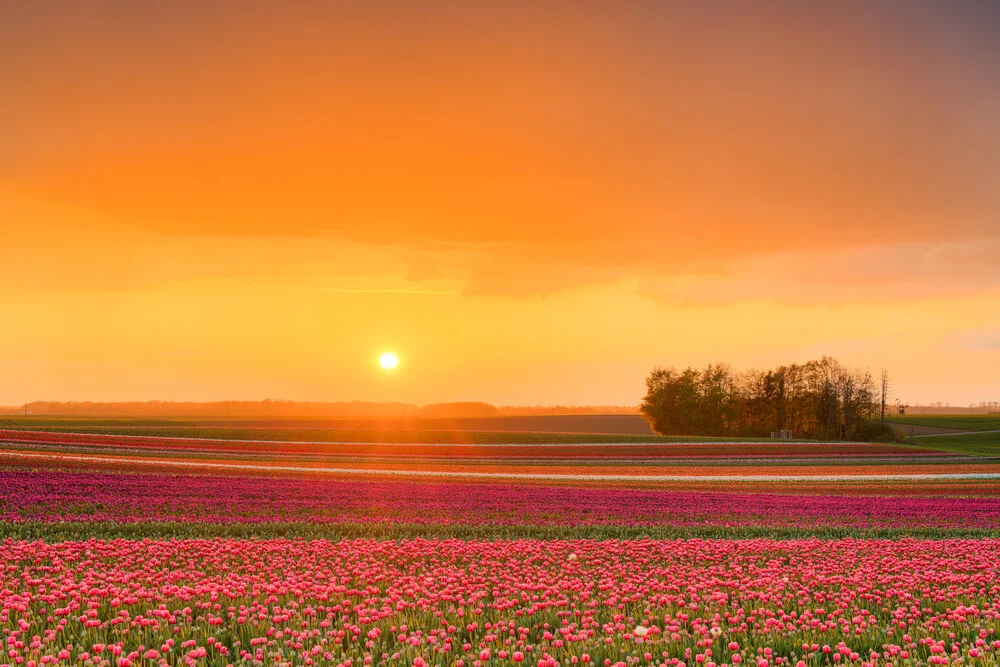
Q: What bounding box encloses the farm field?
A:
[0,424,691,445]
[3,538,1000,667]
[2,423,999,540]
[0,416,666,442]
[876,414,1000,456]
[0,414,658,435]
[911,431,1000,457]
[4,429,999,482]
[3,420,1000,666]
[1,428,914,457]
[889,414,1000,432]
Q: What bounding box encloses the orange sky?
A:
[1,2,998,406]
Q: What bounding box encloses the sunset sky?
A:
[2,1,998,407]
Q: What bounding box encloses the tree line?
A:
[640,357,897,441]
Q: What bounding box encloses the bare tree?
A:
[880,368,890,422]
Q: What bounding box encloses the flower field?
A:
[4,430,998,486]
[2,470,1000,535]
[0,430,944,459]
[2,423,1000,666]
[2,538,1000,667]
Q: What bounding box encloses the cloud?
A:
[4,181,999,307]
[3,3,1000,289]
[290,285,459,296]
[636,241,1000,306]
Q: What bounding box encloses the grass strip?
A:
[3,520,999,542]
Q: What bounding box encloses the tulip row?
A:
[2,470,1000,535]
[2,538,999,667]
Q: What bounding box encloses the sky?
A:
[1,1,999,407]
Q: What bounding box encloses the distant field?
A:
[0,416,820,445]
[0,414,656,434]
[4,428,995,481]
[3,419,1000,543]
[0,428,934,456]
[912,430,1000,456]
[0,424,709,444]
[890,414,1000,431]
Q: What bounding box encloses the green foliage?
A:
[848,420,904,443]
[1,520,997,542]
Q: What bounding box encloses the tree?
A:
[640,357,892,441]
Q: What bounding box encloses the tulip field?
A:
[3,538,1000,667]
[3,469,1000,538]
[2,423,1000,666]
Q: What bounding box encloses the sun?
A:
[378,352,399,370]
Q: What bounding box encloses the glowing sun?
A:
[379,352,399,370]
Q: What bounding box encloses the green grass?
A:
[1,520,997,542]
[912,430,1000,456]
[889,414,1000,431]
